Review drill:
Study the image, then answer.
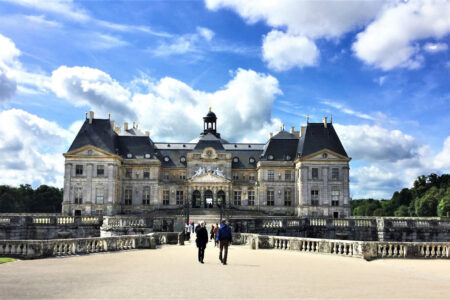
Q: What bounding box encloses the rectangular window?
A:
[97,165,104,177]
[285,170,291,181]
[143,187,150,205]
[75,165,83,176]
[267,190,274,206]
[163,190,170,205]
[332,168,339,180]
[331,190,340,206]
[74,187,83,204]
[312,168,319,180]
[248,190,255,206]
[143,169,150,179]
[176,190,184,205]
[268,170,274,181]
[96,188,104,204]
[233,173,239,180]
[179,173,186,180]
[284,189,292,206]
[249,173,255,181]
[96,210,103,216]
[163,172,169,181]
[124,188,132,205]
[233,191,241,205]
[311,189,319,206]
[125,168,132,179]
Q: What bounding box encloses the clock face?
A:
[206,150,212,157]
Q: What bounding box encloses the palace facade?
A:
[62,109,351,217]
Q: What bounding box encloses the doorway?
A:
[204,190,213,208]
[217,190,225,208]
[192,190,201,208]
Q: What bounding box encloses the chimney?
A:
[89,111,94,124]
[269,132,273,138]
[132,121,136,128]
[300,126,306,137]
[110,120,115,129]
[290,126,294,134]
[330,114,333,123]
[145,131,150,137]
[124,122,128,131]
[323,117,328,128]
[108,112,111,120]
[115,126,121,134]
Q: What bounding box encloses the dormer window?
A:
[145,154,151,159]
[164,156,170,162]
[127,153,132,159]
[180,156,186,163]
[286,155,291,161]
[322,153,328,159]
[249,157,255,164]
[233,157,239,163]
[267,154,274,160]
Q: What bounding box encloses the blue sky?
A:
[0,0,449,198]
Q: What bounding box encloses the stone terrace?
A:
[1,239,450,299]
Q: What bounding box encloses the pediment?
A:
[189,172,230,183]
[301,149,350,161]
[64,145,118,159]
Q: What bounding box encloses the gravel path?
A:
[1,239,450,299]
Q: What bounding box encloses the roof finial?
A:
[108,112,111,119]
[330,114,332,123]
[208,105,212,111]
[306,114,309,123]
[282,122,285,131]
[85,111,88,119]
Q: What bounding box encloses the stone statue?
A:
[214,167,224,177]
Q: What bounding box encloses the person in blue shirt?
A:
[215,219,232,265]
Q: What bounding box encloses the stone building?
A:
[62,109,351,217]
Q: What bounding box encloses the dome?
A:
[206,110,216,118]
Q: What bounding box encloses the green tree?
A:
[415,187,440,217]
[394,205,409,217]
[437,191,450,217]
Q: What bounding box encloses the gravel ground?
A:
[1,239,450,299]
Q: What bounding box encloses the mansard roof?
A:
[261,130,299,161]
[297,123,348,157]
[68,119,118,154]
[117,136,155,158]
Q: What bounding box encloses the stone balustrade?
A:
[240,233,450,261]
[0,232,182,259]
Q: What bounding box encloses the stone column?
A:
[62,163,72,215]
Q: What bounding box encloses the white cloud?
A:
[50,66,135,119]
[84,33,129,50]
[424,42,448,53]
[0,109,74,187]
[322,101,376,121]
[353,0,450,70]
[23,15,63,27]
[262,30,319,71]
[197,27,215,41]
[434,136,450,170]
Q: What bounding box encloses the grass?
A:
[0,257,15,264]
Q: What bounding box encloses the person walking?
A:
[213,223,219,246]
[216,219,232,265]
[210,224,215,241]
[196,221,208,264]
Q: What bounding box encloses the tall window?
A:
[267,190,274,206]
[233,191,241,205]
[331,168,339,180]
[311,189,319,206]
[249,173,255,181]
[163,172,169,181]
[143,168,150,179]
[176,190,184,205]
[97,165,104,177]
[125,168,132,179]
[248,190,255,206]
[143,187,150,205]
[284,189,292,206]
[74,187,83,204]
[124,188,132,205]
[163,190,170,205]
[268,170,274,181]
[233,172,239,180]
[75,165,83,176]
[96,188,104,204]
[179,173,186,180]
[312,168,319,180]
[331,190,340,206]
[285,170,291,181]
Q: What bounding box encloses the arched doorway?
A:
[204,190,213,208]
[217,190,225,208]
[192,190,201,208]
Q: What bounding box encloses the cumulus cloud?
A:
[424,42,448,53]
[262,30,318,71]
[0,109,74,187]
[434,136,450,170]
[353,0,450,70]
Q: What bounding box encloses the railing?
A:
[0,232,182,259]
[240,233,450,261]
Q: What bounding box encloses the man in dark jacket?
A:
[215,219,232,265]
[196,221,208,263]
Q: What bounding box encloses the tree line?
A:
[351,173,450,217]
[0,184,63,213]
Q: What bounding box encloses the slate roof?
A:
[297,123,348,157]
[67,117,348,167]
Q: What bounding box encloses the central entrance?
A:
[204,190,213,208]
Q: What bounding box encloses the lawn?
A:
[0,257,15,264]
